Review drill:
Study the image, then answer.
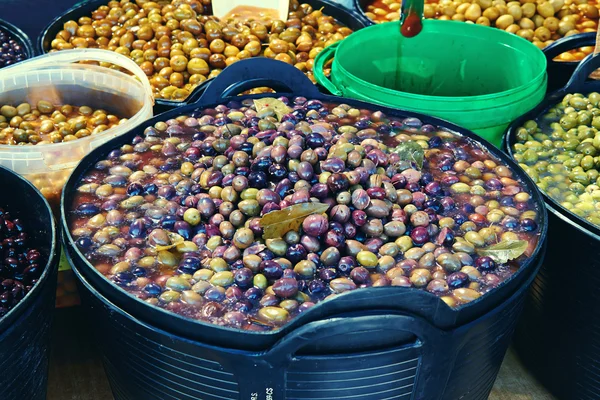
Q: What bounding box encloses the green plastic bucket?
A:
[314,20,547,147]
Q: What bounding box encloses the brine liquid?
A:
[222,5,280,22]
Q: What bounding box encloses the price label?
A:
[247,387,277,399]
[239,362,282,400]
[266,388,274,400]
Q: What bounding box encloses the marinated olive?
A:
[0,101,124,145]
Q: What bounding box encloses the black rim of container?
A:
[353,0,381,25]
[0,165,58,332]
[0,18,36,61]
[542,31,596,67]
[61,58,548,350]
[504,56,600,243]
[37,0,370,108]
[505,111,600,243]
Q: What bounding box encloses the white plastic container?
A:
[0,49,154,209]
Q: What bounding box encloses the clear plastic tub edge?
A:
[62,58,548,400]
[0,49,154,206]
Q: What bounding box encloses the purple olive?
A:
[350,267,370,284]
[327,173,350,192]
[286,244,307,264]
[447,272,469,289]
[324,230,344,248]
[272,278,298,298]
[475,256,496,271]
[234,268,253,288]
[337,257,356,275]
[76,203,100,215]
[410,227,429,245]
[302,214,328,237]
[260,260,283,280]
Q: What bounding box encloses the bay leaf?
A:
[392,140,425,169]
[476,239,528,264]
[253,97,292,121]
[259,202,329,239]
[154,232,185,251]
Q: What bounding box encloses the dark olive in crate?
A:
[504,53,600,400]
[0,165,59,400]
[0,18,35,69]
[63,58,547,400]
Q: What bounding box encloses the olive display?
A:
[0,102,126,145]
[49,0,354,101]
[0,26,27,69]
[365,0,599,61]
[0,206,44,317]
[69,97,541,331]
[513,92,600,226]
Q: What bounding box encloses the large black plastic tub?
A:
[0,165,59,400]
[62,58,547,400]
[38,0,370,114]
[504,53,600,400]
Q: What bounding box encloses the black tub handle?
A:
[266,314,429,357]
[564,52,600,92]
[543,32,596,61]
[193,58,322,107]
[286,285,459,331]
[171,78,212,106]
[229,314,452,400]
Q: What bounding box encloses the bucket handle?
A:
[0,49,154,106]
[229,314,452,400]
[543,32,596,62]
[312,41,343,96]
[195,58,321,107]
[564,52,600,92]
[267,314,428,357]
[180,78,213,105]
